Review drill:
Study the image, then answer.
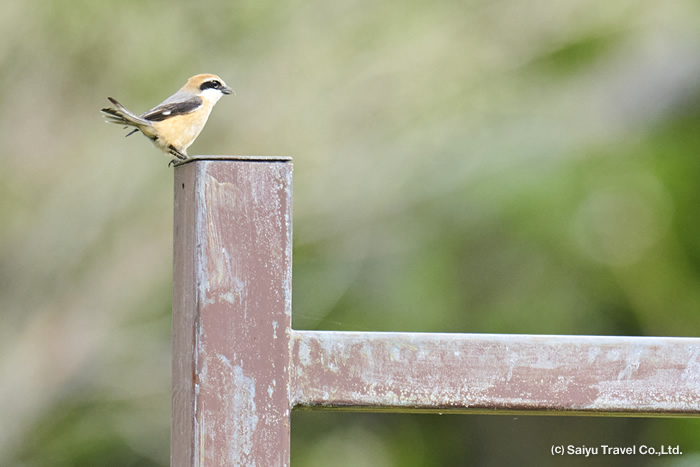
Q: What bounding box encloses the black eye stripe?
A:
[200,80,222,91]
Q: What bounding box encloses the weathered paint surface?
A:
[174,158,700,466]
[173,156,293,467]
[290,331,700,416]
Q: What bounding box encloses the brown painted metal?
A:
[172,156,293,466]
[290,331,700,416]
[173,157,700,466]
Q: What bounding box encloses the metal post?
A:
[172,156,293,466]
[172,157,700,466]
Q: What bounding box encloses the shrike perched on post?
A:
[101,74,233,165]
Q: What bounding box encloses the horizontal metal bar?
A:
[290,331,700,417]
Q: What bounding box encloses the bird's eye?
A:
[200,79,224,91]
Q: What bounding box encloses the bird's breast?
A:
[152,103,214,152]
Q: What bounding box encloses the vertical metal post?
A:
[172,156,293,466]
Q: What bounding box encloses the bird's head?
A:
[184,74,234,103]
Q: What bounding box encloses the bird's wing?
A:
[141,95,203,122]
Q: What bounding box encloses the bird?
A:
[101,74,233,165]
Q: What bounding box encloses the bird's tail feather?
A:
[101,97,152,128]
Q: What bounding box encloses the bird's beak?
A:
[222,86,234,95]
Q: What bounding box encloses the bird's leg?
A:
[167,146,188,167]
[168,146,188,160]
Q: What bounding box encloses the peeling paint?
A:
[175,158,700,467]
[298,340,311,366]
[290,331,700,415]
[173,159,293,466]
[217,353,233,369]
[617,346,642,381]
[682,349,700,385]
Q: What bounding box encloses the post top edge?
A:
[174,155,293,166]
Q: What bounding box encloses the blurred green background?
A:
[2,0,700,465]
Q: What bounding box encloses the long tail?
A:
[101,97,153,136]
